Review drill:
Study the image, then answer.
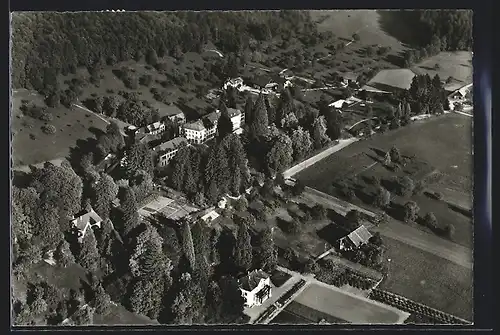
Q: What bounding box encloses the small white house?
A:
[218,197,227,209]
[71,207,103,243]
[238,269,272,307]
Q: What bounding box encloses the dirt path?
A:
[299,187,472,269]
[283,138,359,179]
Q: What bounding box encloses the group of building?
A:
[124,104,245,169]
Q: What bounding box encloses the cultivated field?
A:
[292,282,407,324]
[380,237,473,321]
[296,113,473,248]
[11,89,109,167]
[411,51,473,92]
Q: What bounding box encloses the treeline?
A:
[11,11,316,91]
[402,10,472,67]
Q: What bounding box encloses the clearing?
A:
[411,51,473,92]
[310,10,406,53]
[296,113,473,248]
[11,89,109,167]
[380,237,473,321]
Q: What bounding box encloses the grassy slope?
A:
[11,90,109,167]
[296,113,473,248]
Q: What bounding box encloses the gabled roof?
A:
[367,69,416,91]
[72,209,103,231]
[239,269,270,292]
[343,225,372,248]
[183,120,206,132]
[152,137,188,154]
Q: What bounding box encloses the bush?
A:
[311,204,327,220]
[39,112,53,122]
[345,189,355,200]
[423,212,438,230]
[41,124,56,135]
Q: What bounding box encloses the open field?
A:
[11,89,109,167]
[292,282,406,324]
[380,237,473,321]
[310,10,406,53]
[411,51,473,92]
[296,113,473,248]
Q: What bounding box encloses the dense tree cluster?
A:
[401,10,472,67]
[171,134,250,202]
[12,11,316,91]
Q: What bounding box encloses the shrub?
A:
[423,212,438,230]
[413,180,425,195]
[41,124,56,135]
[39,112,53,122]
[445,223,455,239]
[398,176,415,197]
[345,189,355,200]
[311,204,327,220]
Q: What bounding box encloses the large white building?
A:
[152,137,189,167]
[180,108,243,144]
[238,269,272,307]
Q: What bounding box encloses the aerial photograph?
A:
[10,9,473,326]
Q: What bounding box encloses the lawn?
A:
[11,89,109,167]
[411,51,473,92]
[293,283,406,324]
[379,237,473,321]
[93,304,159,325]
[296,113,473,248]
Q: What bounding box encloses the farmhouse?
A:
[238,269,272,307]
[152,137,189,167]
[71,207,103,243]
[366,69,416,92]
[338,225,372,251]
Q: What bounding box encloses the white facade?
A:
[240,276,272,307]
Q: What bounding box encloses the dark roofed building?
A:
[152,137,188,167]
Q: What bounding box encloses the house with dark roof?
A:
[238,269,272,307]
[337,225,372,251]
[71,207,103,243]
[152,137,188,167]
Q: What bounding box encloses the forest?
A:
[11,11,316,91]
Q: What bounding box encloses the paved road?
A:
[298,187,473,270]
[283,138,359,179]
